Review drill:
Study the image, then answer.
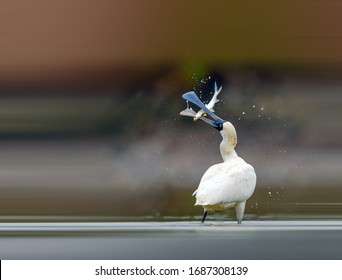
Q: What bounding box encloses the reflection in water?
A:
[1,221,342,259]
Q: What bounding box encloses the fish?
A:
[179,82,222,121]
[194,82,222,121]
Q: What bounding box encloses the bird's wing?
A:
[194,162,256,206]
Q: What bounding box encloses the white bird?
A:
[192,121,256,224]
[179,82,222,121]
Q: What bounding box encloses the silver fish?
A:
[193,82,222,121]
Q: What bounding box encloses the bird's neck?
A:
[221,149,237,162]
[220,141,238,162]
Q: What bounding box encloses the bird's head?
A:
[220,122,237,148]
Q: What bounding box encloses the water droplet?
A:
[261,107,264,111]
[252,105,256,108]
[242,111,245,115]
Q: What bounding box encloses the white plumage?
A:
[193,122,256,224]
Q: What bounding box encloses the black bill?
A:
[182,91,226,131]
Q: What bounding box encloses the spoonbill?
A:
[182,91,256,224]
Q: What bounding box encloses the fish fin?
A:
[214,82,222,94]
[180,108,196,117]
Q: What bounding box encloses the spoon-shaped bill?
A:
[182,91,226,130]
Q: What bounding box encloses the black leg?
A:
[201,210,208,223]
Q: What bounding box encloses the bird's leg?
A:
[235,201,246,224]
[201,209,208,223]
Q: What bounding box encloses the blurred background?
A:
[0,0,341,221]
